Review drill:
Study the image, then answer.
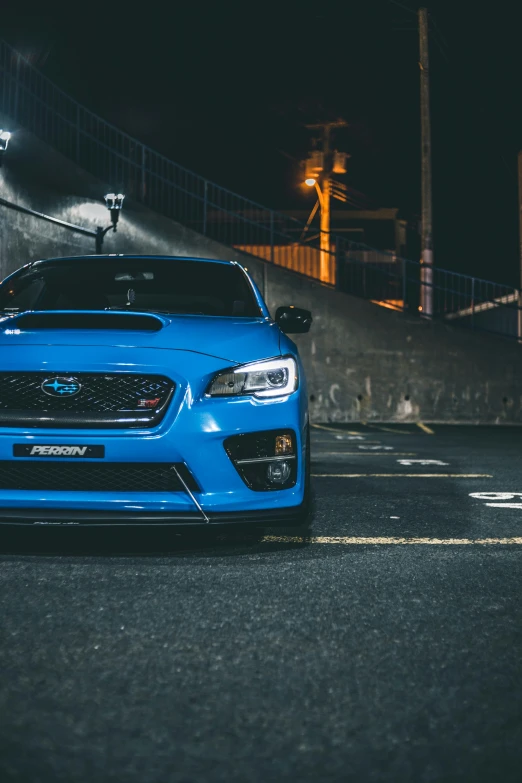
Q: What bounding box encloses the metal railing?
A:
[1,38,520,340]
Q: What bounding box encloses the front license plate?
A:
[13,445,105,458]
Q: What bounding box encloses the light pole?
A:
[95,193,125,253]
[304,177,330,283]
[1,191,126,254]
[0,130,12,167]
[419,7,433,317]
[303,121,348,284]
[1,146,126,253]
[518,151,522,341]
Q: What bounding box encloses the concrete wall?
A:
[264,272,522,424]
[1,116,521,424]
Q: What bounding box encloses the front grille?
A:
[0,461,199,493]
[0,373,175,428]
[0,373,173,412]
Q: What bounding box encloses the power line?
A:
[426,12,517,182]
[387,0,417,16]
[428,13,450,64]
[389,7,516,183]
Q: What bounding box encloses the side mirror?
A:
[275,306,313,334]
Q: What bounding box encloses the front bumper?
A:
[0,347,308,524]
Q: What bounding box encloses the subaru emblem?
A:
[41,377,82,398]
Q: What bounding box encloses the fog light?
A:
[275,434,293,455]
[266,460,292,485]
[224,429,297,491]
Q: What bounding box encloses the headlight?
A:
[206,356,298,398]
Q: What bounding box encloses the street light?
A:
[0,130,12,167]
[96,193,125,253]
[104,192,125,226]
[304,177,324,208]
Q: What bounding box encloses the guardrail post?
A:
[76,105,80,163]
[270,211,274,264]
[402,257,407,312]
[13,52,21,119]
[140,145,146,202]
[471,277,475,330]
[203,180,208,236]
[518,290,522,342]
[334,237,341,290]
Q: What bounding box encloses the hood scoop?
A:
[6,312,165,332]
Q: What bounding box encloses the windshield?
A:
[0,258,262,318]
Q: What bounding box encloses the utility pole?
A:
[419,7,433,316]
[320,123,332,284]
[518,151,522,340]
[305,120,348,283]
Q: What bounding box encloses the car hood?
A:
[0,311,282,365]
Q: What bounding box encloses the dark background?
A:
[2,0,521,284]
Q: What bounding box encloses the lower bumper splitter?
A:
[0,505,306,527]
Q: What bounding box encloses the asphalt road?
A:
[1,424,522,782]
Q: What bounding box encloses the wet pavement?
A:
[1,423,522,782]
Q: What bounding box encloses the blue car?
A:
[0,255,312,531]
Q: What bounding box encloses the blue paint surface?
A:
[0,257,308,516]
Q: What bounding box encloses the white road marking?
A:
[470,492,522,500]
[262,535,522,545]
[398,459,449,466]
[469,493,522,510]
[358,445,394,451]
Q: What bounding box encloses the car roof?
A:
[32,255,237,266]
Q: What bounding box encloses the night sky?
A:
[3,0,522,285]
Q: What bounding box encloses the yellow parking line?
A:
[417,422,435,434]
[311,423,362,435]
[262,535,522,545]
[360,421,413,435]
[312,473,492,478]
[312,437,385,444]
